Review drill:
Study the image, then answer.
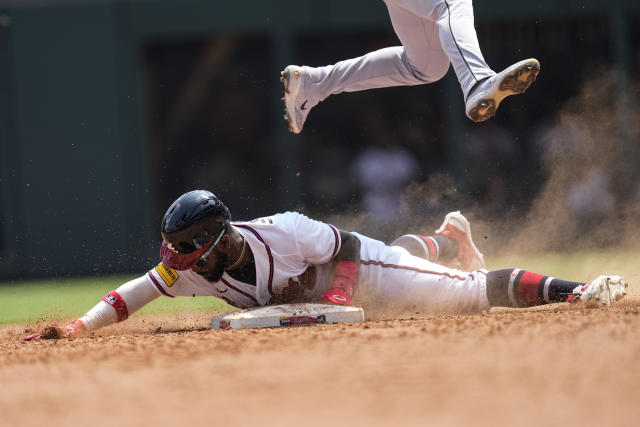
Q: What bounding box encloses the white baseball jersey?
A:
[146,212,341,308]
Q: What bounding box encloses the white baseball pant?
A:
[313,232,490,314]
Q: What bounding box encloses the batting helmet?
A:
[160,190,231,270]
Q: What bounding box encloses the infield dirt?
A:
[2,292,640,427]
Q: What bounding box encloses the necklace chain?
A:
[225,236,246,271]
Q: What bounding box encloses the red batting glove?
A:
[24,319,86,341]
[61,319,86,337]
[321,288,353,305]
[24,332,44,341]
[321,260,359,306]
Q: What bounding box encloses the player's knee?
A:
[418,59,450,82]
[429,61,450,82]
[405,53,450,83]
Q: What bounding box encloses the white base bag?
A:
[211,303,365,330]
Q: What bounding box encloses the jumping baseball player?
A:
[25,190,626,339]
[281,0,540,133]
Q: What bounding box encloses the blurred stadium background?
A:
[0,0,639,281]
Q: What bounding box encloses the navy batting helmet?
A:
[160,190,231,270]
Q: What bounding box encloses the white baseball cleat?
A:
[465,58,540,123]
[435,211,485,271]
[569,275,628,307]
[280,65,311,134]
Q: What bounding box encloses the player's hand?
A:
[24,319,86,341]
[322,260,358,306]
[321,289,353,306]
[24,332,45,341]
[62,319,86,337]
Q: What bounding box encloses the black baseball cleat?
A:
[465,58,540,123]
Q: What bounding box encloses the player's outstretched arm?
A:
[24,275,161,340]
[321,230,361,306]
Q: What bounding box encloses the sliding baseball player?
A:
[26,190,626,339]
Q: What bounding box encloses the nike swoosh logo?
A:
[215,287,228,293]
[300,100,308,110]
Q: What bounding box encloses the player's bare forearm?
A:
[334,230,361,264]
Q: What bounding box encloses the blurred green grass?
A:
[488,249,640,282]
[1,248,637,325]
[0,274,231,325]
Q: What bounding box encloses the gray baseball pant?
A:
[301,0,496,107]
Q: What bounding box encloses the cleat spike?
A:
[465,58,539,122]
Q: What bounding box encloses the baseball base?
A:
[210,303,365,330]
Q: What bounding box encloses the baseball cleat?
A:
[435,211,485,271]
[281,65,311,134]
[465,58,540,123]
[568,275,628,307]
